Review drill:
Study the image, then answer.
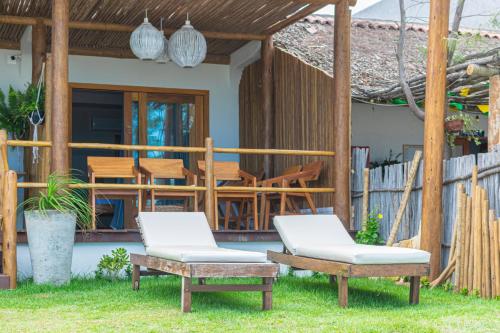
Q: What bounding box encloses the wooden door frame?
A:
[69,82,210,229]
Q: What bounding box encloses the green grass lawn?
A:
[0,275,498,333]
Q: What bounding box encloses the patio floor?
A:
[0,276,497,332]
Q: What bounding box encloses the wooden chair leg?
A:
[214,195,219,230]
[409,276,420,305]
[183,198,189,212]
[259,193,267,230]
[262,277,273,310]
[181,277,192,313]
[304,193,317,214]
[245,201,251,230]
[193,192,199,212]
[237,200,244,230]
[253,196,259,230]
[280,193,287,215]
[338,276,348,308]
[151,191,155,212]
[264,198,271,230]
[224,200,231,230]
[138,190,142,213]
[132,264,140,290]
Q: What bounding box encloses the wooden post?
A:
[0,130,8,224]
[489,75,500,151]
[205,137,215,229]
[32,19,47,83]
[387,150,422,246]
[454,185,464,292]
[261,35,275,178]
[361,168,369,229]
[332,0,352,229]
[2,171,17,289]
[50,0,70,174]
[420,0,450,280]
[42,54,52,180]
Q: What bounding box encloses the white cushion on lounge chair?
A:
[137,212,267,263]
[274,215,355,254]
[295,245,430,264]
[147,246,267,263]
[137,212,217,248]
[274,215,430,265]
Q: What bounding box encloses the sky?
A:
[314,0,380,15]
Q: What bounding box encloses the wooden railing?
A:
[0,130,335,289]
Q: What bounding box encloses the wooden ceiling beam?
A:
[0,15,267,41]
[0,40,20,50]
[293,0,357,5]
[68,47,230,65]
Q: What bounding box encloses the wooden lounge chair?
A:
[268,215,431,307]
[198,161,258,230]
[131,212,279,312]
[87,156,142,229]
[139,158,198,212]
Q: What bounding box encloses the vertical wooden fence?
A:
[352,148,500,268]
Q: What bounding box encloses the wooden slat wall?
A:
[239,48,334,207]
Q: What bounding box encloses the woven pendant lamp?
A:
[130,10,164,61]
[156,17,170,63]
[168,14,207,68]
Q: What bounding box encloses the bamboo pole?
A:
[488,75,500,151]
[361,168,369,230]
[461,196,472,291]
[488,211,497,297]
[481,189,491,298]
[2,171,17,289]
[214,147,335,156]
[454,184,465,291]
[17,182,207,191]
[472,185,482,294]
[69,142,206,153]
[387,150,422,246]
[0,130,9,171]
[467,195,475,292]
[495,219,500,297]
[204,138,215,230]
[430,257,456,288]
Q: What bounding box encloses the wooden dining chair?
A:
[197,161,258,230]
[259,161,324,230]
[139,158,198,212]
[87,156,142,229]
[259,164,303,230]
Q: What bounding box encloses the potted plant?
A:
[22,173,91,285]
[445,112,482,147]
[0,84,44,139]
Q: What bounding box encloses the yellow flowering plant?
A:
[356,211,384,245]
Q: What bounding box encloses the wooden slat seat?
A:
[88,156,142,229]
[139,158,198,212]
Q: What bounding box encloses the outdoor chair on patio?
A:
[198,161,258,230]
[131,212,279,312]
[259,164,302,230]
[268,215,431,307]
[259,161,323,230]
[139,158,198,212]
[87,156,142,229]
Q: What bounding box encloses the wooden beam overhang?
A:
[0,15,267,41]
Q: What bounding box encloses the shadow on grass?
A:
[277,276,410,308]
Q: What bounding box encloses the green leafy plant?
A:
[356,211,384,245]
[369,150,402,170]
[95,248,132,280]
[0,84,44,139]
[22,173,92,229]
[445,111,483,148]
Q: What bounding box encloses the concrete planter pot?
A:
[25,210,76,285]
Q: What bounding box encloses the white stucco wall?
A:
[352,102,489,163]
[16,241,284,279]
